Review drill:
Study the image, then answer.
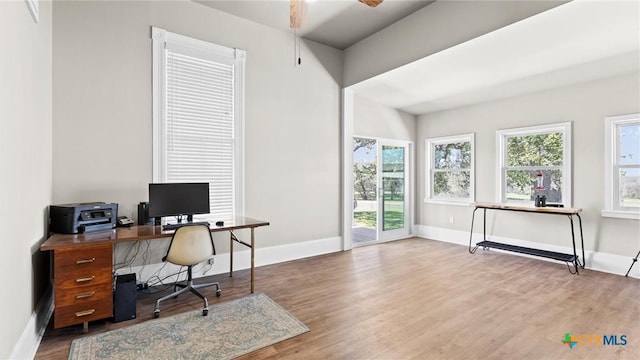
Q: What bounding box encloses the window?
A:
[152,27,245,220]
[603,113,640,219]
[425,134,474,204]
[497,122,571,206]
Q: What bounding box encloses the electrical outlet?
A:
[136,282,148,291]
[449,216,455,224]
[207,257,214,265]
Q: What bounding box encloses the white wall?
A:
[343,0,566,87]
[0,0,52,358]
[353,95,415,141]
[10,0,634,356]
[52,0,343,260]
[416,73,640,257]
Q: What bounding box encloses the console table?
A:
[468,202,584,274]
[40,216,269,330]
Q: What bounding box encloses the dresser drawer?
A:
[54,270,112,291]
[54,298,113,329]
[54,244,112,280]
[53,244,113,328]
[55,281,112,307]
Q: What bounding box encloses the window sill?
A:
[601,210,640,220]
[424,199,473,207]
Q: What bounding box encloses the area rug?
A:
[68,293,309,360]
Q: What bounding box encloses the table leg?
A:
[569,215,579,274]
[251,227,255,293]
[229,231,233,278]
[577,213,585,269]
[483,208,487,242]
[469,207,479,253]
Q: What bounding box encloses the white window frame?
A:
[497,122,572,206]
[151,27,246,219]
[425,133,475,206]
[603,113,640,220]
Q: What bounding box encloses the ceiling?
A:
[196,1,639,116]
[195,0,434,50]
[351,0,640,114]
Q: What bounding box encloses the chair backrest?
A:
[164,224,214,266]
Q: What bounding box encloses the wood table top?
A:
[41,216,269,251]
[473,202,582,215]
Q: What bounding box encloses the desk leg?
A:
[569,215,579,275]
[469,207,479,253]
[251,227,255,293]
[577,213,585,269]
[483,208,487,242]
[229,232,234,278]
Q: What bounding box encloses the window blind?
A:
[153,28,244,221]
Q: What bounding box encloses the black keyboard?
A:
[162,221,210,231]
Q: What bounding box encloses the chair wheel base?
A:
[153,310,160,318]
[202,309,208,316]
[216,289,222,297]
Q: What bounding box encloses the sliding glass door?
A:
[378,141,410,241]
[352,138,377,244]
[352,137,411,245]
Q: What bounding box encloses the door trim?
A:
[343,89,414,249]
[342,89,355,250]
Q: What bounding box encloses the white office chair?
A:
[153,224,221,318]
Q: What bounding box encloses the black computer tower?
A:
[113,273,137,322]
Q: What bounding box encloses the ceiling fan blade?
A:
[290,0,307,29]
[359,0,384,8]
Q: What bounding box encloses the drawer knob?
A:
[75,276,95,283]
[76,258,96,264]
[76,291,95,299]
[75,309,96,317]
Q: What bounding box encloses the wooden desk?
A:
[468,202,584,274]
[41,216,269,329]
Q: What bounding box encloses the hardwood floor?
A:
[35,238,639,359]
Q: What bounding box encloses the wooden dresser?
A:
[52,243,113,329]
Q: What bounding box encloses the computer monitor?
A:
[148,182,210,220]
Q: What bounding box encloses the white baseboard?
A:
[11,285,54,360]
[414,224,640,278]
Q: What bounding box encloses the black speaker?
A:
[137,202,153,225]
[113,273,137,323]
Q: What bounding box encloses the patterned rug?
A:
[68,293,309,360]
